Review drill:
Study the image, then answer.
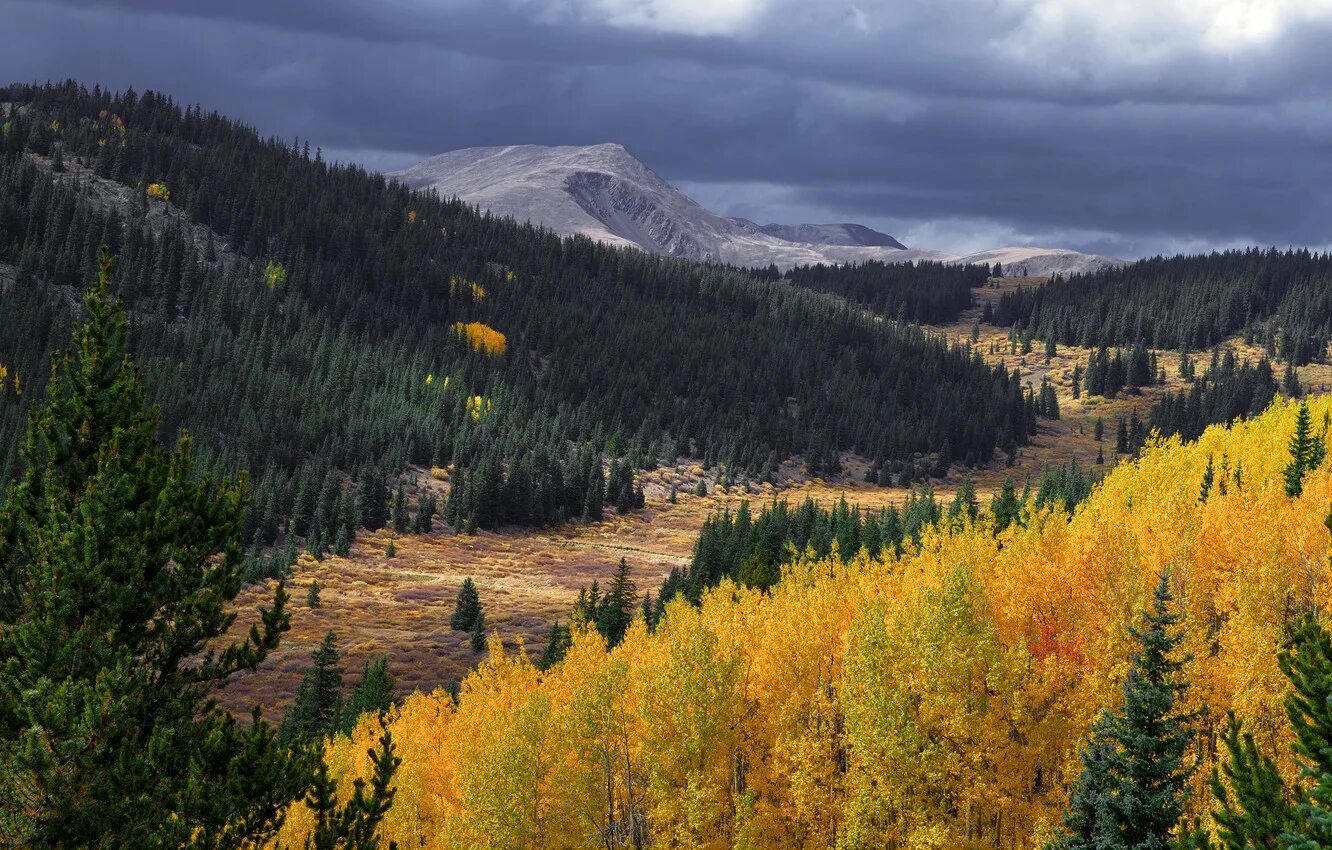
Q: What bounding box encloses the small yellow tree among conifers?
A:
[452,321,505,355]
[282,398,1332,850]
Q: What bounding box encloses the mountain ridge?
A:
[390,142,1122,275]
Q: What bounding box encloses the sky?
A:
[4,0,1332,258]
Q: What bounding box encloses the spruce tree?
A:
[0,251,311,847]
[1046,572,1195,850]
[341,657,395,735]
[450,577,481,631]
[307,579,322,608]
[595,558,638,647]
[280,631,345,744]
[470,608,488,654]
[538,622,572,671]
[1284,401,1325,498]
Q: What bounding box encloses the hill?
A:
[0,81,1034,542]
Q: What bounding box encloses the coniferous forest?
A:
[0,81,1033,544]
[992,249,1332,364]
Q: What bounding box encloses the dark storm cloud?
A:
[5,0,1332,257]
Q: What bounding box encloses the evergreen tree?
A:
[450,577,480,631]
[595,558,638,648]
[470,609,488,654]
[1200,454,1215,503]
[0,250,311,846]
[537,622,572,671]
[391,483,410,535]
[384,538,396,558]
[300,722,401,850]
[1285,401,1325,498]
[1046,572,1195,850]
[307,579,322,608]
[281,631,345,744]
[359,471,389,532]
[991,478,1021,534]
[341,657,395,735]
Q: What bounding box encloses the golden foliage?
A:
[407,209,418,224]
[146,182,170,202]
[279,399,1332,849]
[448,276,487,301]
[264,260,287,289]
[465,395,492,421]
[452,321,505,355]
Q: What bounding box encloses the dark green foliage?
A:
[298,722,400,850]
[308,580,323,608]
[341,658,395,736]
[1046,572,1196,850]
[450,577,480,632]
[590,558,638,648]
[991,479,1022,533]
[0,251,311,847]
[538,621,573,671]
[1284,401,1326,498]
[657,493,935,612]
[1150,351,1282,444]
[993,249,1332,366]
[1033,460,1098,516]
[0,82,1033,540]
[281,632,345,744]
[781,259,986,323]
[470,609,488,654]
[1205,712,1299,849]
[359,472,389,532]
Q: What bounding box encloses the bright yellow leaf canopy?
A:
[283,398,1332,849]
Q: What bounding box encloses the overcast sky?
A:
[4,0,1331,257]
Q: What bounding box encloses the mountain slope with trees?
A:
[0,80,1034,545]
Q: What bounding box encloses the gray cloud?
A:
[5,0,1332,257]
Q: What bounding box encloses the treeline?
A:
[780,259,988,324]
[1149,349,1283,443]
[991,248,1332,364]
[0,81,1032,540]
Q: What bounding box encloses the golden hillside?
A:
[280,398,1332,849]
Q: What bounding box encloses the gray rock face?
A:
[391,143,1121,274]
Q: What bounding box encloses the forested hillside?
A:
[778,258,987,324]
[295,398,1332,849]
[992,249,1332,364]
[0,81,1034,543]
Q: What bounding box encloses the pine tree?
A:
[450,577,480,631]
[0,250,311,846]
[1285,401,1325,498]
[391,482,410,534]
[470,608,488,653]
[281,631,345,744]
[537,622,572,671]
[1094,416,1105,442]
[341,657,395,735]
[360,471,389,531]
[595,558,639,647]
[991,478,1021,534]
[307,579,322,608]
[301,721,401,850]
[384,538,396,558]
[1045,572,1195,850]
[1200,454,1215,503]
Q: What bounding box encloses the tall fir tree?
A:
[450,577,481,631]
[280,631,345,744]
[0,250,311,847]
[1046,572,1196,850]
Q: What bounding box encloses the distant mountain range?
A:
[391,143,1122,276]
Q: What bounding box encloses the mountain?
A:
[390,144,952,269]
[391,142,1121,273]
[735,220,907,249]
